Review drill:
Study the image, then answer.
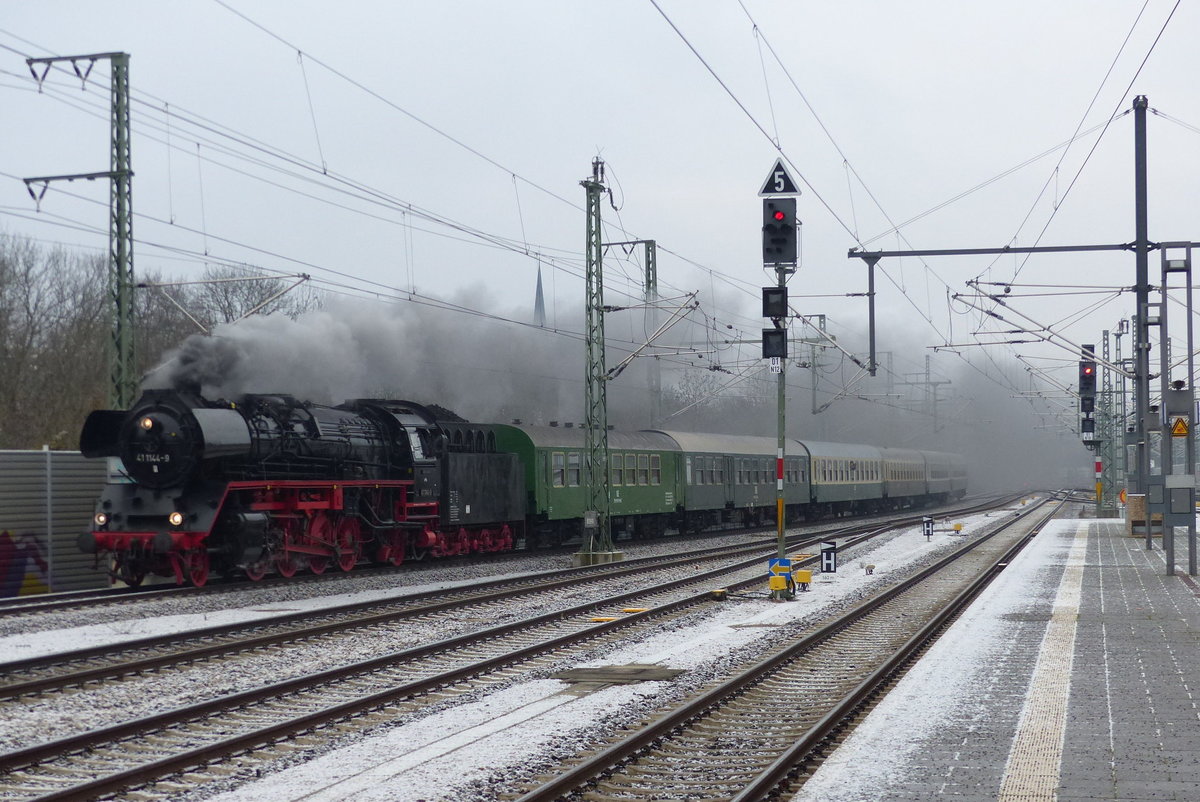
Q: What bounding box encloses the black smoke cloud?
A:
[143,295,606,425]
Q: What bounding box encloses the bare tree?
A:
[0,234,109,447]
[0,233,327,448]
[166,265,322,332]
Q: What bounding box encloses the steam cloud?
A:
[141,295,1090,492]
[143,296,596,425]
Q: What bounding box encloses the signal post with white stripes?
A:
[759,158,800,601]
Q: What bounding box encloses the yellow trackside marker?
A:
[591,617,618,622]
[621,608,649,613]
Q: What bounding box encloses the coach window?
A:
[611,454,623,486]
[638,454,650,485]
[552,452,565,487]
[650,454,661,485]
[567,452,581,486]
[626,454,637,486]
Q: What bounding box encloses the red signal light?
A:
[1083,366,1094,375]
[773,210,786,221]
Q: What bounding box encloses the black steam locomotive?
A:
[79,388,524,586]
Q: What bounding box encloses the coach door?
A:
[723,455,736,506]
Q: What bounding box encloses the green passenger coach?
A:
[651,431,809,531]
[488,423,682,546]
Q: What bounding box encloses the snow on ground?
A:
[0,504,1003,664]
[0,573,508,663]
[790,517,1078,802]
[194,503,1035,802]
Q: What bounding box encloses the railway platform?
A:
[794,516,1200,802]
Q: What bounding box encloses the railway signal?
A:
[1078,347,1097,398]
[758,161,800,601]
[762,286,788,319]
[762,198,797,265]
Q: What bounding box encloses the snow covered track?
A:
[512,496,1063,802]
[0,536,830,701]
[0,497,1021,802]
[0,512,965,802]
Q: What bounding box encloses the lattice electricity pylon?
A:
[26,52,135,407]
[581,159,612,553]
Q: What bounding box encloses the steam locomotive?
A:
[78,388,966,587]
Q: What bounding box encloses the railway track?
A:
[0,495,1010,620]
[511,495,1063,801]
[0,525,882,702]
[0,495,1029,801]
[0,542,588,618]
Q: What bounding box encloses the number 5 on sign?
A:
[758,158,800,196]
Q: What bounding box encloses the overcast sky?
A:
[2,2,1196,460]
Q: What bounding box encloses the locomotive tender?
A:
[78,388,966,587]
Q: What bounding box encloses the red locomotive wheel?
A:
[243,558,268,581]
[307,512,334,574]
[184,549,210,587]
[390,533,406,566]
[276,552,299,577]
[335,517,361,572]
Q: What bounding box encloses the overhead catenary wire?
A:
[1000,0,1177,284]
[0,11,1171,430]
[0,39,755,336]
[2,22,911,400]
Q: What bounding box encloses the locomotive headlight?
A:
[168,511,184,527]
[139,416,156,431]
[94,512,108,527]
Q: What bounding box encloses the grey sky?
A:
[1,2,1196,463]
